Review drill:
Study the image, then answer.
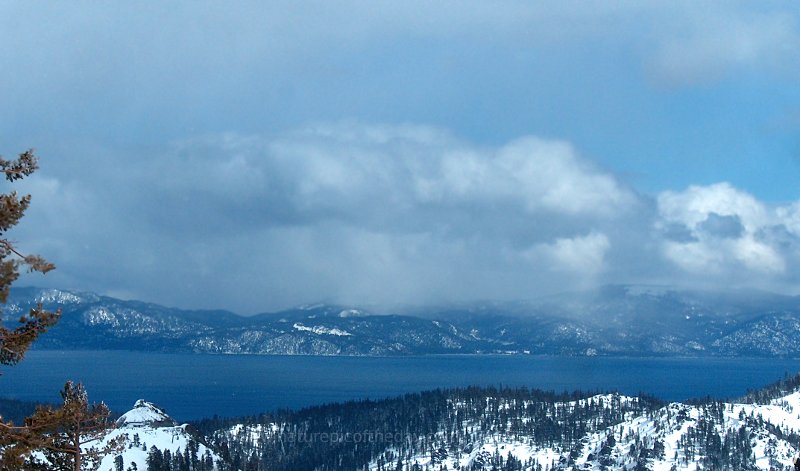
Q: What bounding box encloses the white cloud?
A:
[527,232,611,276]
[2,1,799,312]
[13,123,649,311]
[733,236,785,274]
[776,203,800,237]
[661,240,726,275]
[12,122,800,312]
[434,137,638,217]
[657,183,770,232]
[656,183,789,275]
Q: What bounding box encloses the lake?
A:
[0,351,797,421]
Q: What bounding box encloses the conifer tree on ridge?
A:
[0,149,121,470]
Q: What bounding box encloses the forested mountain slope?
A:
[189,374,800,471]
[6,286,800,357]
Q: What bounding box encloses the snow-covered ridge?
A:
[293,322,352,336]
[364,389,800,470]
[35,288,90,305]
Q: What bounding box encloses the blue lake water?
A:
[0,351,797,421]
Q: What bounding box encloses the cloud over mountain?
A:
[10,123,800,312]
[2,2,799,312]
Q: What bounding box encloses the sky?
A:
[2,1,800,314]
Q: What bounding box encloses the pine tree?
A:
[146,445,163,471]
[0,149,62,467]
[0,150,59,369]
[22,381,123,470]
[0,381,122,470]
[0,150,119,469]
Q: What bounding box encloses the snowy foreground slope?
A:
[195,379,800,471]
[79,377,800,470]
[360,392,800,471]
[90,400,220,471]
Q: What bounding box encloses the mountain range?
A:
[4,285,800,357]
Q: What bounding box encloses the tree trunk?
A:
[73,430,81,471]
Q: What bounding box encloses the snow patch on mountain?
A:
[228,423,282,443]
[36,288,92,305]
[83,307,120,327]
[338,309,366,317]
[293,322,352,336]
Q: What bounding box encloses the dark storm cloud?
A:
[660,223,697,243]
[698,213,745,239]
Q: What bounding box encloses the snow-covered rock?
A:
[115,400,177,428]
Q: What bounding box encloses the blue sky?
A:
[2,2,800,313]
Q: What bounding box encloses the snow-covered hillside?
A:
[29,376,800,470]
[363,391,800,470]
[91,400,220,471]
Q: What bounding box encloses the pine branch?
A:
[0,150,38,182]
[0,240,55,274]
